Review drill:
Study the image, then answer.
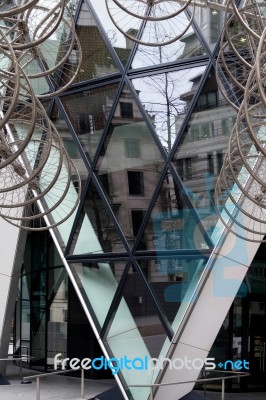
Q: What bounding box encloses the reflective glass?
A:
[138,258,207,328]
[90,0,135,66]
[74,1,120,82]
[103,267,170,400]
[69,260,129,327]
[132,66,207,151]
[192,6,225,52]
[95,84,166,247]
[132,19,206,68]
[61,83,119,160]
[69,179,126,255]
[172,69,237,241]
[49,103,88,250]
[137,170,210,251]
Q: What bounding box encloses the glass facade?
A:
[10,0,266,396]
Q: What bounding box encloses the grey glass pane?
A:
[132,66,206,152]
[172,69,237,239]
[90,0,135,66]
[61,83,119,160]
[137,170,211,251]
[73,1,119,83]
[69,180,126,255]
[132,18,206,68]
[138,258,207,328]
[95,84,166,248]
[69,260,129,327]
[192,6,225,52]
[103,267,170,400]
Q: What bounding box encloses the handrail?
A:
[0,355,34,380]
[22,368,85,400]
[129,370,250,400]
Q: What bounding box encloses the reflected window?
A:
[78,113,94,134]
[131,210,145,237]
[125,138,141,158]
[198,91,218,110]
[128,171,144,195]
[120,102,133,118]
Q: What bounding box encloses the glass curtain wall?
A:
[13,0,266,396]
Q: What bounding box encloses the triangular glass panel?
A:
[60,82,119,161]
[132,65,207,152]
[68,259,130,329]
[90,0,136,67]
[171,67,237,240]
[138,257,207,328]
[131,13,206,68]
[194,6,225,53]
[68,179,126,255]
[73,0,120,83]
[40,102,89,251]
[95,84,166,248]
[103,266,170,400]
[136,170,211,251]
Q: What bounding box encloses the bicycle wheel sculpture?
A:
[0,0,82,231]
[215,0,266,242]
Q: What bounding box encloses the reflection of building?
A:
[1,1,266,399]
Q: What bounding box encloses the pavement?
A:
[196,391,266,400]
[0,364,115,400]
[1,364,266,400]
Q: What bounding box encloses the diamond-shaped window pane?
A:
[136,170,211,251]
[68,180,126,255]
[103,267,170,400]
[95,84,166,248]
[138,258,208,328]
[69,260,129,328]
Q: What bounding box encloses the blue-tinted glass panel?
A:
[69,260,129,328]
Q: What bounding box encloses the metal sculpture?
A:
[215,0,266,242]
[0,0,82,231]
